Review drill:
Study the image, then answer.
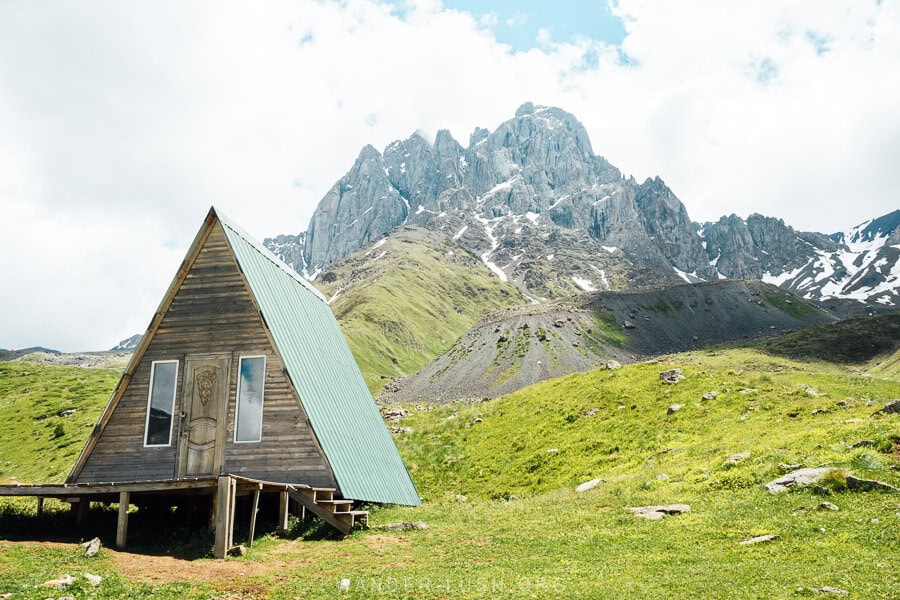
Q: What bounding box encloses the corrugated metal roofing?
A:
[217,208,420,506]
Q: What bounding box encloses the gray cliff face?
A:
[703,214,837,280]
[270,104,899,307]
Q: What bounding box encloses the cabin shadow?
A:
[0,494,335,559]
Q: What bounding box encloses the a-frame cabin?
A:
[0,207,418,556]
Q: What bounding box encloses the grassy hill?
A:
[314,226,522,394]
[0,362,119,483]
[1,344,898,598]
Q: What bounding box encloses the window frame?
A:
[233,355,266,444]
[143,359,179,448]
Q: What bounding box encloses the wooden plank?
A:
[0,478,218,498]
[116,491,130,548]
[213,476,231,559]
[76,498,89,525]
[277,490,289,535]
[247,487,261,547]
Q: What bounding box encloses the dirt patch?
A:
[0,540,311,585]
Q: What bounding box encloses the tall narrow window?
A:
[235,356,265,443]
[144,360,178,447]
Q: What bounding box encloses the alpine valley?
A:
[263,104,899,396]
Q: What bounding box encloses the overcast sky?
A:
[1,0,897,352]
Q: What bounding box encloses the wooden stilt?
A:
[76,498,89,525]
[277,489,290,535]
[247,487,261,547]
[214,476,232,558]
[36,497,44,517]
[227,477,236,551]
[116,491,130,548]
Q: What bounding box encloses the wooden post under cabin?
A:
[75,497,89,525]
[277,490,290,535]
[214,476,236,559]
[116,491,130,548]
[36,497,44,517]
[247,485,261,547]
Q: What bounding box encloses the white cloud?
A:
[0,0,898,350]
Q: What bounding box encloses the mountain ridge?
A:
[265,103,899,309]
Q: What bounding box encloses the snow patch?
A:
[525,212,540,224]
[415,204,425,215]
[453,225,468,241]
[601,246,618,254]
[572,276,597,292]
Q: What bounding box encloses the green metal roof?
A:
[216,208,420,506]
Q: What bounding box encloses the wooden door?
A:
[178,355,231,477]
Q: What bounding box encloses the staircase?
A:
[285,484,368,536]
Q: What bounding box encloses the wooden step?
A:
[317,499,353,514]
[294,487,334,503]
[335,510,369,529]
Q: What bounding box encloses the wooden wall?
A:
[76,223,336,489]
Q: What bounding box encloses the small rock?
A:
[818,502,839,511]
[84,573,102,587]
[765,467,834,494]
[471,417,483,424]
[606,360,621,370]
[575,478,605,493]
[454,494,467,502]
[227,544,246,557]
[874,399,900,415]
[738,388,758,394]
[701,391,719,400]
[553,320,565,328]
[57,596,76,600]
[810,586,848,596]
[738,534,778,545]
[389,427,412,434]
[625,504,690,520]
[81,537,101,557]
[849,440,875,449]
[845,475,899,493]
[339,578,351,592]
[725,452,751,465]
[546,448,559,454]
[0,594,10,599]
[380,406,408,422]
[581,408,598,417]
[374,522,429,531]
[797,384,819,397]
[870,518,880,524]
[659,369,685,384]
[655,473,670,480]
[58,409,77,417]
[667,403,683,415]
[811,409,829,415]
[41,574,75,588]
[622,320,636,329]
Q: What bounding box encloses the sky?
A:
[1,0,898,352]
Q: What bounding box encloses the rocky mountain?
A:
[266,103,899,309]
[109,334,142,352]
[380,280,831,403]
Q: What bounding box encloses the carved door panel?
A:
[178,355,231,477]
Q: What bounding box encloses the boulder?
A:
[374,521,429,531]
[606,360,621,370]
[845,475,898,493]
[659,369,685,384]
[41,574,75,588]
[575,478,605,493]
[738,534,778,545]
[625,504,690,520]
[875,399,900,415]
[764,468,833,494]
[667,403,684,415]
[818,502,839,511]
[701,391,719,400]
[227,544,247,557]
[81,537,101,557]
[725,452,751,465]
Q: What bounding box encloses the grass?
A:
[315,230,520,394]
[1,346,899,598]
[0,362,120,483]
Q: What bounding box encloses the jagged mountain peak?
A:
[268,105,899,309]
